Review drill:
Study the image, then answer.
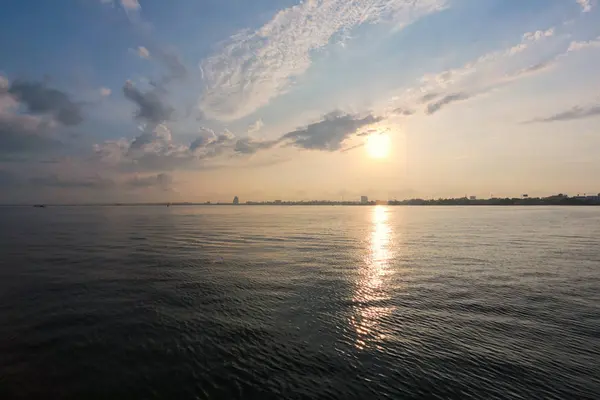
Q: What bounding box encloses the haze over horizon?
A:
[1,0,600,203]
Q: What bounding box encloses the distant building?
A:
[361,196,368,204]
[233,196,239,205]
[469,196,477,201]
[274,200,282,204]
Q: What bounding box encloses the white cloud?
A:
[137,46,150,59]
[121,0,140,11]
[247,119,264,134]
[387,24,585,116]
[577,0,592,13]
[508,43,528,55]
[523,28,554,41]
[568,36,600,52]
[99,87,112,97]
[198,0,447,121]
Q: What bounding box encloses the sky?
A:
[1,0,599,203]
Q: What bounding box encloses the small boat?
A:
[33,204,46,208]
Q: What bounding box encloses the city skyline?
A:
[1,0,600,203]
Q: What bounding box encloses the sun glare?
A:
[366,134,390,159]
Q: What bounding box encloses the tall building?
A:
[361,196,368,204]
[233,196,239,205]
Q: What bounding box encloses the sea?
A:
[0,205,599,399]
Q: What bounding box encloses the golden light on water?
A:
[351,206,394,349]
[366,133,390,159]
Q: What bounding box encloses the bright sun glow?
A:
[366,134,390,159]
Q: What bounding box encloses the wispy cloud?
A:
[392,108,415,116]
[386,21,600,117]
[199,0,446,121]
[425,92,471,114]
[567,36,600,52]
[526,104,600,123]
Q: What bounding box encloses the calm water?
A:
[0,206,599,399]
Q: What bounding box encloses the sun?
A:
[366,133,390,159]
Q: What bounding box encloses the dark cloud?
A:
[357,129,380,137]
[280,111,383,151]
[419,92,439,103]
[155,49,187,85]
[126,173,173,190]
[9,81,83,125]
[122,81,174,125]
[426,92,471,115]
[526,104,600,123]
[0,121,59,154]
[393,108,415,116]
[0,85,61,155]
[29,175,115,189]
[234,138,277,154]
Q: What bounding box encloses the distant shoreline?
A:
[2,201,600,207]
[2,194,600,207]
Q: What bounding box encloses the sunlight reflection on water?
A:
[351,206,395,350]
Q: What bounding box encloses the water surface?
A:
[1,206,599,399]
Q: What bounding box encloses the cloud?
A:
[99,87,112,97]
[8,80,83,126]
[523,28,554,41]
[126,173,173,191]
[1,79,62,154]
[198,0,446,121]
[0,115,59,154]
[388,21,586,116]
[234,137,277,154]
[508,43,528,55]
[425,92,471,114]
[189,127,217,151]
[567,36,600,52]
[153,48,187,85]
[137,46,150,59]
[392,107,415,116]
[122,80,174,125]
[577,0,592,12]
[527,104,600,123]
[93,109,380,173]
[419,92,440,103]
[94,124,246,172]
[247,119,264,134]
[29,175,115,189]
[279,111,383,151]
[121,0,140,11]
